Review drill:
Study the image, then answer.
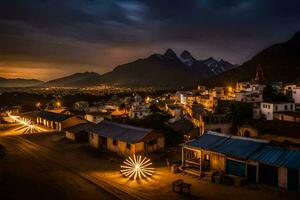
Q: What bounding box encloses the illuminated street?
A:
[0,128,299,200]
[1,1,300,199]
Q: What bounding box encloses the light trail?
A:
[7,112,42,134]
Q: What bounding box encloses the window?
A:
[291,105,294,110]
[113,139,118,146]
[126,143,131,149]
[285,105,288,110]
[204,154,210,161]
[275,105,278,111]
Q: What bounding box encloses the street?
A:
[0,124,299,200]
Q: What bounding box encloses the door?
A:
[247,164,257,183]
[288,168,299,191]
[259,164,278,186]
[101,136,107,149]
[226,159,245,177]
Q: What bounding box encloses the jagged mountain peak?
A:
[180,50,195,60]
[164,48,178,59]
[179,50,196,66]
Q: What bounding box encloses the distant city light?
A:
[120,154,154,180]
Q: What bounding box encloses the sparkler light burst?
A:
[120,154,154,180]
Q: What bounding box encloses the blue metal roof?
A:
[212,136,267,159]
[184,131,268,160]
[37,111,72,122]
[88,120,154,143]
[185,132,229,150]
[250,146,300,170]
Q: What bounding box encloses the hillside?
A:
[206,32,300,86]
[0,77,43,87]
[98,49,234,87]
[43,72,102,87]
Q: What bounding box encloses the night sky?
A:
[0,0,300,80]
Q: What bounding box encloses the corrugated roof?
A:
[212,135,267,159]
[37,111,72,122]
[250,146,300,170]
[184,132,229,150]
[65,123,93,134]
[184,131,268,160]
[88,120,153,143]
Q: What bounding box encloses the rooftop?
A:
[37,111,73,122]
[184,131,268,160]
[88,120,159,143]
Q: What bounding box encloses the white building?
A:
[292,87,300,104]
[84,113,105,124]
[129,102,151,119]
[235,92,263,103]
[260,102,295,120]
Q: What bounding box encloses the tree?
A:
[230,101,253,131]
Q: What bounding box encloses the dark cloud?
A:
[0,0,299,80]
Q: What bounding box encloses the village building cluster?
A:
[2,64,300,193]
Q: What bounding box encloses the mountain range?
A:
[0,77,43,88]
[43,49,235,87]
[2,31,300,88]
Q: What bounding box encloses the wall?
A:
[278,167,288,189]
[205,123,232,134]
[210,153,226,171]
[238,126,259,138]
[65,131,75,141]
[89,133,99,148]
[261,102,295,120]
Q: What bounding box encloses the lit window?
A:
[204,154,210,161]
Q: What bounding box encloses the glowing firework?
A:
[120,154,154,180]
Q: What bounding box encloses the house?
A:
[283,83,297,95]
[36,111,87,131]
[182,132,268,178]
[84,112,110,124]
[165,104,182,118]
[238,120,300,146]
[88,120,164,156]
[165,117,198,141]
[128,102,151,119]
[182,131,300,191]
[65,123,94,142]
[235,92,263,103]
[274,111,300,123]
[292,87,300,104]
[260,101,295,120]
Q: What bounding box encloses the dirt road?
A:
[0,135,121,200]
